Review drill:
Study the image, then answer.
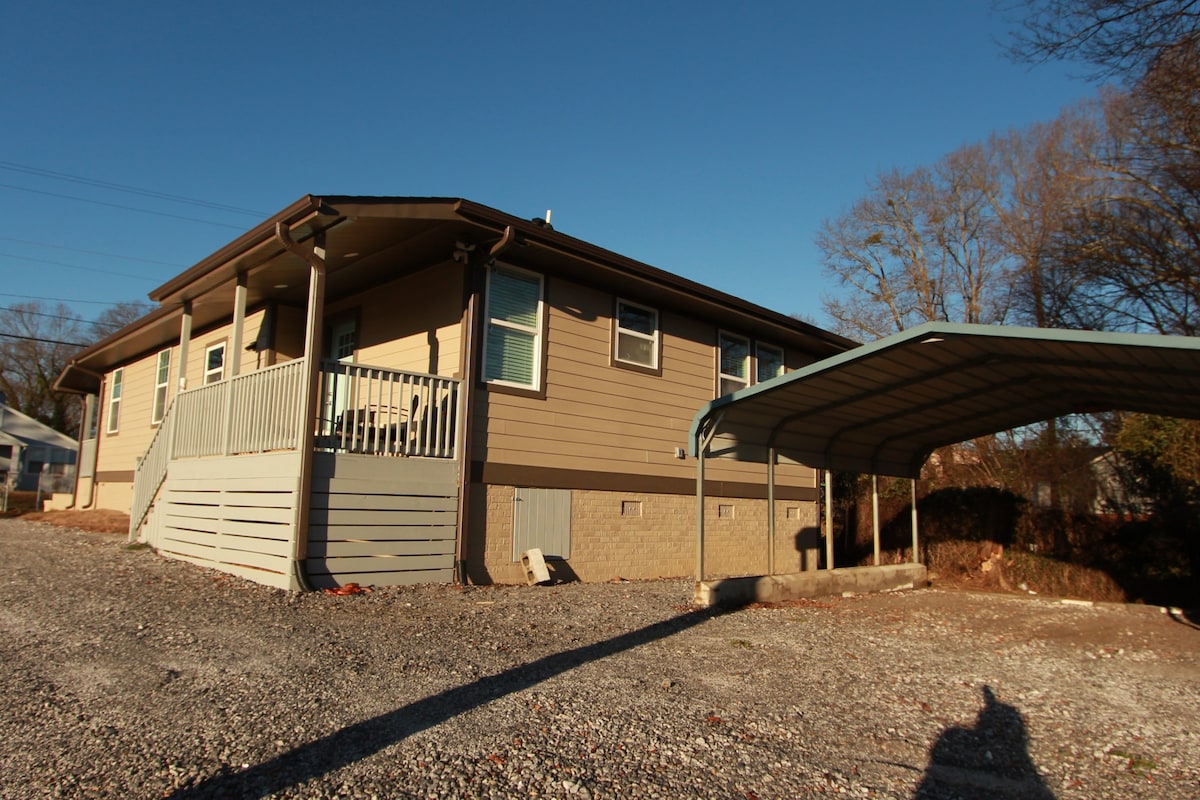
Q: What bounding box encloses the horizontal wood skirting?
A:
[95,470,135,483]
[471,461,817,501]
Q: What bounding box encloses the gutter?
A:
[451,227,517,584]
[451,199,857,355]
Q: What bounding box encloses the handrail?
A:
[128,400,178,539]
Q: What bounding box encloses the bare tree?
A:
[91,300,153,340]
[1005,0,1200,78]
[0,303,87,434]
[988,102,1108,328]
[818,146,1009,339]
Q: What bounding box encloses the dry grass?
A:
[22,509,131,536]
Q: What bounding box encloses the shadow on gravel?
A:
[913,685,1055,800]
[167,602,740,799]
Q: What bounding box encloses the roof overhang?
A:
[55,195,855,395]
[689,322,1200,478]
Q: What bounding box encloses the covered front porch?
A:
[130,358,463,590]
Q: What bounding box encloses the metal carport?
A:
[688,322,1200,594]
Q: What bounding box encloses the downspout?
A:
[452,227,516,584]
[66,364,105,510]
[277,222,326,592]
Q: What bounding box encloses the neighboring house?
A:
[55,196,853,590]
[0,400,78,492]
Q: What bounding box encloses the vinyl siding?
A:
[477,276,816,490]
[326,263,464,377]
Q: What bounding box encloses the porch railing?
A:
[129,399,179,538]
[129,358,461,538]
[172,359,308,459]
[316,360,461,459]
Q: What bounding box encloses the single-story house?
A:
[0,400,78,492]
[54,196,853,590]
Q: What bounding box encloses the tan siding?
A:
[327,263,464,377]
[478,276,816,489]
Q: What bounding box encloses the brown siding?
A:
[475,275,817,490]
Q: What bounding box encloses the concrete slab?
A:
[695,563,929,607]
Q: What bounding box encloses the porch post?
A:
[178,301,192,391]
[278,223,326,591]
[229,273,247,377]
[872,474,881,566]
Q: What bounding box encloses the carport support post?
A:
[911,478,920,564]
[824,470,834,570]
[767,446,776,576]
[872,474,881,566]
[696,442,706,583]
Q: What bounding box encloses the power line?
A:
[0,161,267,217]
[0,251,157,282]
[0,306,127,331]
[0,182,248,230]
[0,236,186,268]
[0,332,87,348]
[0,292,139,307]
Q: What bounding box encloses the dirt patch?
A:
[21,509,131,535]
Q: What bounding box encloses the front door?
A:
[323,319,357,436]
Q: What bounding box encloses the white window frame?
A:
[756,342,785,383]
[717,331,750,396]
[106,368,123,434]
[151,349,171,424]
[483,264,545,390]
[613,298,660,370]
[204,342,226,385]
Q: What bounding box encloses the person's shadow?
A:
[914,685,1055,799]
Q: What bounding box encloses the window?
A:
[718,332,750,395]
[0,445,11,460]
[484,265,544,389]
[106,368,123,434]
[152,349,171,424]
[756,343,785,383]
[204,343,226,385]
[614,299,659,369]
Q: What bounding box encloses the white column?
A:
[229,273,247,377]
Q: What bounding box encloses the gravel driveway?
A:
[1,517,1197,799]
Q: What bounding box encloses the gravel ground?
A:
[1,517,1198,800]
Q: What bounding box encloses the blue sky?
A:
[1,1,1101,334]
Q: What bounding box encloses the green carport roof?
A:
[689,322,1200,478]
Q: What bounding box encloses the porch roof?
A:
[688,322,1200,478]
[55,195,854,395]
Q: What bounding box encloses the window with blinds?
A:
[484,265,544,389]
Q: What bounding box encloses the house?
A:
[0,399,78,493]
[54,196,853,590]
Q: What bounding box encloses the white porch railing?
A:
[316,360,461,459]
[128,398,180,538]
[129,358,461,538]
[173,359,308,459]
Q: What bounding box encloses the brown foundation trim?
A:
[471,461,817,501]
[95,470,135,483]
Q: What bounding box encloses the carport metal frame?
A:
[689,322,1200,583]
